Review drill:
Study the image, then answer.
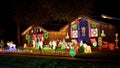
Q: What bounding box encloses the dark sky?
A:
[0,0,119,22]
[93,0,120,18]
[0,0,120,23]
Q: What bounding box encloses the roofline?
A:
[21,26,48,36]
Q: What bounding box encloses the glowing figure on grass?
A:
[61,39,67,50]
[7,41,17,51]
[79,40,92,53]
[98,37,102,50]
[38,39,43,50]
[79,40,84,53]
[83,44,92,53]
[52,40,57,50]
[80,40,83,46]
[32,39,36,47]
[90,38,97,47]
[49,41,52,47]
[58,40,63,48]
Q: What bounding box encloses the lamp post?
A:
[115,33,119,49]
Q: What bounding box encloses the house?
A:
[21,22,69,46]
[21,16,116,47]
[70,16,116,45]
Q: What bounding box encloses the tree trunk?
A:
[68,21,71,41]
[17,22,20,46]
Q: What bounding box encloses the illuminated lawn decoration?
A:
[115,33,119,48]
[43,46,52,50]
[52,40,57,50]
[32,40,36,47]
[90,38,97,47]
[38,39,43,50]
[79,45,84,53]
[79,43,92,53]
[101,30,106,37]
[24,43,27,48]
[61,39,66,50]
[56,48,63,51]
[83,44,92,53]
[7,41,17,51]
[98,37,102,49]
[108,43,115,50]
[75,45,79,53]
[79,41,84,53]
[49,41,52,47]
[25,34,31,46]
[102,41,108,48]
[58,40,63,48]
[70,49,76,57]
[71,39,78,45]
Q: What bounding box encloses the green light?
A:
[70,49,76,57]
[79,45,84,52]
[43,46,52,50]
[90,23,97,28]
[25,34,29,40]
[44,32,48,39]
[72,25,78,30]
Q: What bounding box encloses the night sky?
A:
[93,0,120,17]
[0,0,120,44]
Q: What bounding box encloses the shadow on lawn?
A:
[0,55,120,68]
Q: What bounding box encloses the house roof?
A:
[81,16,112,25]
[90,16,120,26]
[21,26,47,36]
[22,16,115,36]
[21,21,68,36]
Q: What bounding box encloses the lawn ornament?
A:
[90,38,97,47]
[38,40,43,50]
[7,41,17,51]
[102,41,108,48]
[115,33,119,48]
[52,40,57,50]
[70,49,76,57]
[83,44,92,53]
[98,37,102,49]
[32,40,36,47]
[108,43,115,50]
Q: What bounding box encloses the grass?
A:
[0,55,120,68]
[1,47,120,68]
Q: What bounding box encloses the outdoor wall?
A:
[87,18,116,43]
[47,32,67,41]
